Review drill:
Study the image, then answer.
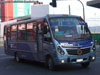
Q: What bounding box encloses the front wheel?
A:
[81,62,90,68]
[47,57,55,70]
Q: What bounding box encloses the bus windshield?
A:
[49,17,91,41]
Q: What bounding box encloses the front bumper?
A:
[55,52,96,65]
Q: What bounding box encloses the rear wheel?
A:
[14,53,20,62]
[81,62,90,68]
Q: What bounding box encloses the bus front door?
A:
[37,23,44,61]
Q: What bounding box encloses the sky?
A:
[37,0,100,27]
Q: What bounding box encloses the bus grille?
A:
[67,48,90,55]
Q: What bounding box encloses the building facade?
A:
[0,0,32,22]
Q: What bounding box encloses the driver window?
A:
[43,22,52,42]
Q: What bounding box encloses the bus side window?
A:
[4,26,7,41]
[11,25,17,41]
[27,22,34,41]
[33,23,37,38]
[38,23,43,34]
[7,27,10,48]
[43,22,52,42]
[18,24,26,41]
[7,27,10,41]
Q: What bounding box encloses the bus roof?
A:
[4,14,81,27]
[47,14,81,18]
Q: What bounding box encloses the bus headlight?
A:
[91,45,96,52]
[92,56,95,60]
[57,46,65,55]
[92,45,96,50]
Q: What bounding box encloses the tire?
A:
[81,62,90,68]
[15,53,20,62]
[47,57,55,70]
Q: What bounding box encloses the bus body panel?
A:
[4,14,96,67]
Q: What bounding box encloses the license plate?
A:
[76,59,83,62]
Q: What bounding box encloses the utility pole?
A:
[49,0,85,20]
[69,5,71,15]
[78,0,85,20]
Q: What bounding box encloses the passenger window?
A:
[7,27,10,32]
[11,25,17,31]
[38,23,43,33]
[18,24,26,41]
[11,25,17,41]
[27,23,34,41]
[33,23,37,33]
[4,27,7,41]
[7,27,10,41]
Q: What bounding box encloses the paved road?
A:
[0,47,100,75]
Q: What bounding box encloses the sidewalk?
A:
[0,42,3,47]
[0,38,4,47]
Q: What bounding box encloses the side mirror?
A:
[43,25,48,34]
